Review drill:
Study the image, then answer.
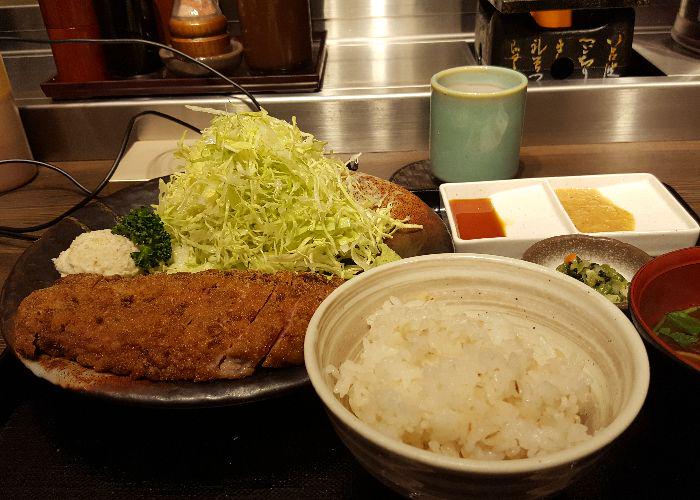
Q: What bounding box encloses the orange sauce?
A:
[450,198,505,240]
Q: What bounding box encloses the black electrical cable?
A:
[0,229,37,241]
[0,158,93,195]
[0,36,262,111]
[0,110,201,238]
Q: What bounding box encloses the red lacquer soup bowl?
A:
[629,247,700,374]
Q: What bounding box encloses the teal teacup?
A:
[430,66,527,183]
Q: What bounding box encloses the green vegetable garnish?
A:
[156,107,417,279]
[556,255,629,304]
[112,207,172,272]
[654,307,700,348]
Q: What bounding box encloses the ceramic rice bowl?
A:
[305,254,649,499]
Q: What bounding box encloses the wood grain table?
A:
[0,142,698,499]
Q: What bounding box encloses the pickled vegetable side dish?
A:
[556,254,629,304]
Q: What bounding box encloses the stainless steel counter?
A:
[2,1,699,160]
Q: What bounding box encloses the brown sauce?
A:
[450,198,505,240]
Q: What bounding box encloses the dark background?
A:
[0,342,697,499]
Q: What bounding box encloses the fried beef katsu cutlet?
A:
[11,270,343,381]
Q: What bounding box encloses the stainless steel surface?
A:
[2,50,54,97]
[2,0,699,160]
[634,31,700,74]
[0,3,46,51]
[324,39,476,90]
[15,37,478,159]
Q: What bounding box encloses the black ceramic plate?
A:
[0,179,452,407]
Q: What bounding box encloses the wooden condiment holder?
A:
[169,14,228,38]
[168,13,231,58]
[171,33,231,58]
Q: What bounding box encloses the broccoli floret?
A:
[112,207,172,272]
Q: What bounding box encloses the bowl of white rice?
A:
[305,253,649,499]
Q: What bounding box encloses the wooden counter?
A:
[2,140,699,289]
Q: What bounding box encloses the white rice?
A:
[329,297,599,461]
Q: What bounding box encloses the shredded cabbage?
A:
[156,107,419,279]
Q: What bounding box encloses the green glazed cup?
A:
[430,66,527,183]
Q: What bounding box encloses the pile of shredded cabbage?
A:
[156,107,418,279]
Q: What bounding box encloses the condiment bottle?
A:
[37,0,108,82]
[169,0,232,58]
[93,0,163,78]
[236,0,313,73]
[0,54,35,193]
[153,0,176,45]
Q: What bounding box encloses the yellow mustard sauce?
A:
[555,188,635,233]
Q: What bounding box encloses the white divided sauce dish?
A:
[440,173,700,258]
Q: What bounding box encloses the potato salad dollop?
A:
[52,230,140,277]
